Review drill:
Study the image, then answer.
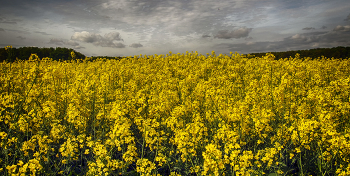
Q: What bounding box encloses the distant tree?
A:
[0,46,86,62]
[5,46,16,62]
[247,46,350,60]
[0,48,7,62]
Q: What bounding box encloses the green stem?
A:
[141,122,146,160]
[299,151,303,176]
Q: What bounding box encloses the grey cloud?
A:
[17,36,26,40]
[333,25,350,32]
[245,36,253,40]
[91,0,240,36]
[315,31,350,46]
[35,31,51,35]
[218,29,350,55]
[74,45,86,49]
[302,27,315,30]
[291,34,307,41]
[0,28,4,32]
[49,38,82,48]
[6,29,31,34]
[71,31,125,48]
[71,31,101,43]
[66,40,80,46]
[214,27,252,39]
[0,17,20,24]
[1,21,17,24]
[49,38,64,45]
[289,33,320,43]
[129,43,143,48]
[104,32,123,41]
[1,0,349,57]
[113,43,126,48]
[345,14,350,21]
[202,34,211,38]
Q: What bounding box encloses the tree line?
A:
[0,46,86,62]
[92,46,350,61]
[247,46,350,60]
[1,46,350,63]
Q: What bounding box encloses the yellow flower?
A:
[170,171,182,176]
[6,164,17,173]
[290,153,294,159]
[136,158,156,174]
[71,51,76,59]
[17,160,24,167]
[5,45,12,50]
[0,132,7,139]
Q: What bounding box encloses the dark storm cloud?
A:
[129,43,143,48]
[218,29,350,55]
[71,31,125,48]
[344,13,350,21]
[214,27,252,39]
[88,0,243,36]
[302,27,315,30]
[1,0,350,56]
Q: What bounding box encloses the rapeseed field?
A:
[1,48,350,175]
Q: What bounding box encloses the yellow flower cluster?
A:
[202,143,224,175]
[4,45,12,50]
[1,51,350,175]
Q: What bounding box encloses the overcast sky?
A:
[0,0,349,57]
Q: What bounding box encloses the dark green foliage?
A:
[2,46,350,63]
[0,47,85,62]
[247,46,350,60]
[88,56,124,62]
